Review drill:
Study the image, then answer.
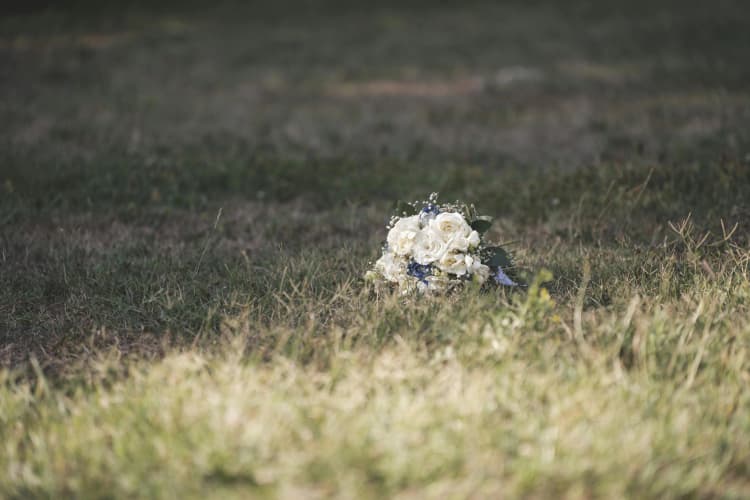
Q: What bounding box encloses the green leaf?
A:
[394,200,417,216]
[471,216,493,235]
[483,246,512,268]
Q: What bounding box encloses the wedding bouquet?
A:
[366,194,517,294]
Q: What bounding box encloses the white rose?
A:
[386,215,421,256]
[467,230,481,248]
[448,229,482,252]
[375,251,406,283]
[412,227,448,264]
[429,212,474,251]
[468,257,490,283]
[437,252,469,276]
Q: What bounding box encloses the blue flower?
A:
[419,203,440,225]
[407,261,432,284]
[494,267,517,286]
[420,204,440,216]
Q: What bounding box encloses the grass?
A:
[2,0,750,497]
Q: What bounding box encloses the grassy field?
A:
[2,0,750,497]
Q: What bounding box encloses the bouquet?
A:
[366,193,517,294]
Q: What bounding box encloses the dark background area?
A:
[2,0,750,365]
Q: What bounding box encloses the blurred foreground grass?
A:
[2,0,750,498]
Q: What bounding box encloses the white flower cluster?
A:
[366,199,496,294]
